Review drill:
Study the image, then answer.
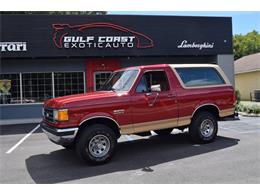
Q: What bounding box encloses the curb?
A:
[238,112,260,117]
[0,118,42,126]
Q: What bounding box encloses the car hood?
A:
[44,91,123,108]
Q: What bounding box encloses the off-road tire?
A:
[189,111,218,144]
[76,124,117,165]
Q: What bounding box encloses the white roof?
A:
[169,64,219,68]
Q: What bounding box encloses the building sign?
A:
[52,23,154,49]
[1,15,233,58]
[0,42,27,52]
[177,40,214,50]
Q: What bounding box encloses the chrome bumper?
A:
[41,122,78,145]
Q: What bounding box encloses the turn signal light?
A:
[54,109,69,121]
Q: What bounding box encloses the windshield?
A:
[101,69,139,92]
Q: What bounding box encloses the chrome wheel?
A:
[200,119,214,137]
[88,134,111,158]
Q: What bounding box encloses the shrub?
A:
[235,90,241,105]
[237,102,260,115]
[252,105,260,114]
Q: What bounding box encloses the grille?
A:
[44,108,54,122]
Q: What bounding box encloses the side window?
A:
[136,70,170,93]
[175,67,225,87]
[136,76,148,92]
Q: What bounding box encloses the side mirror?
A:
[151,84,161,92]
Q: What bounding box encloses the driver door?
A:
[131,69,178,133]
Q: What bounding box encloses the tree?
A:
[233,30,260,60]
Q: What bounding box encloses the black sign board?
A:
[0,14,233,58]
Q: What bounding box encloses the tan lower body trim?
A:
[178,116,191,126]
[219,108,235,117]
[120,107,235,134]
[120,116,191,134]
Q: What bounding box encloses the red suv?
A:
[41,64,236,164]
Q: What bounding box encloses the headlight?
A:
[53,109,69,121]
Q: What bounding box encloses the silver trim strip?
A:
[192,103,220,118]
[42,129,76,140]
[79,116,120,128]
[56,127,79,133]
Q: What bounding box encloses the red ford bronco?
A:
[41,64,236,164]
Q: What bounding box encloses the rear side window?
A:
[175,67,225,87]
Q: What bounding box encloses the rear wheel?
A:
[154,128,173,136]
[76,124,117,165]
[189,111,218,144]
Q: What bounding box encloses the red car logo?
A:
[52,22,154,49]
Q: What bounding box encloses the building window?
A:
[0,74,21,104]
[94,72,112,91]
[22,73,53,103]
[175,67,225,87]
[54,72,85,97]
[0,72,85,105]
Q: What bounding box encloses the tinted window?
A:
[175,67,225,87]
[136,71,170,92]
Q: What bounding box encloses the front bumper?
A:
[41,122,78,145]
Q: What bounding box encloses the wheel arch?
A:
[192,104,220,119]
[77,116,121,139]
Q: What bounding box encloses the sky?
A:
[108,11,260,35]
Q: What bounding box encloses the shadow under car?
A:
[25,133,239,183]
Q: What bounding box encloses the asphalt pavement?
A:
[0,116,259,184]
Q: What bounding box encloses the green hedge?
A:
[237,103,260,114]
[236,89,260,114]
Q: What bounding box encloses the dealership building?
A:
[0,14,234,123]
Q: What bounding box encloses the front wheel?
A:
[76,124,117,165]
[189,112,218,144]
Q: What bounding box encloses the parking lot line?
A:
[5,124,40,154]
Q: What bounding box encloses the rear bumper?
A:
[41,122,78,145]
